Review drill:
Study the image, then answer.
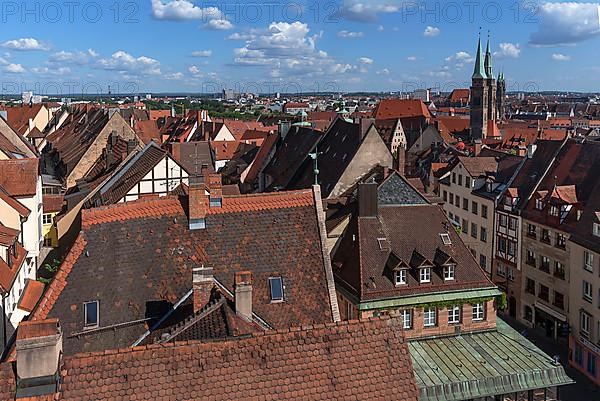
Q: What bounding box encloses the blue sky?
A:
[1,0,599,94]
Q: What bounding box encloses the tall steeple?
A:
[484,34,494,79]
[472,34,486,79]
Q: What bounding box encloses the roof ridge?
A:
[67,315,401,359]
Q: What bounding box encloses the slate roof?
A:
[333,202,494,302]
[169,141,215,175]
[378,172,429,206]
[570,179,600,254]
[30,189,336,355]
[0,158,39,197]
[263,125,323,190]
[0,315,419,401]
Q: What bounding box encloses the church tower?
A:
[470,34,497,140]
[470,35,488,139]
[496,71,506,121]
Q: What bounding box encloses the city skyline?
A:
[1,0,600,94]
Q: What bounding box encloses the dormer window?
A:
[535,199,544,210]
[394,270,407,286]
[419,268,431,283]
[594,223,600,238]
[443,265,455,281]
[84,300,99,328]
[550,205,559,217]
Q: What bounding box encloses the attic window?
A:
[268,277,284,302]
[377,238,388,251]
[84,300,99,328]
[394,270,407,286]
[535,199,544,210]
[419,268,431,283]
[550,205,559,217]
[594,223,600,238]
[443,265,455,281]
[440,233,452,245]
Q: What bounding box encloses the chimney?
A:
[358,182,378,218]
[15,319,62,397]
[206,173,223,207]
[359,117,375,139]
[130,114,135,129]
[395,146,406,176]
[188,175,208,230]
[473,139,482,156]
[127,139,137,155]
[193,265,214,312]
[234,271,253,322]
[527,143,537,159]
[28,118,34,132]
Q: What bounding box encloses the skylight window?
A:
[440,233,452,245]
[84,300,99,328]
[269,277,284,302]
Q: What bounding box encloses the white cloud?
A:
[552,53,571,61]
[494,43,521,59]
[165,72,184,80]
[96,51,161,75]
[0,57,7,65]
[31,66,72,76]
[4,64,26,73]
[233,21,357,78]
[406,56,418,61]
[358,57,373,64]
[204,19,233,30]
[376,68,390,75]
[151,0,233,29]
[1,38,49,51]
[188,65,201,75]
[227,32,257,41]
[423,26,440,37]
[338,30,364,38]
[445,51,474,68]
[339,1,401,22]
[49,49,98,65]
[191,50,212,57]
[530,2,600,46]
[377,25,384,31]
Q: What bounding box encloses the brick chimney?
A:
[359,117,375,140]
[193,265,213,312]
[188,175,208,230]
[395,145,406,176]
[234,271,253,322]
[473,139,482,156]
[16,319,62,397]
[358,182,378,218]
[206,173,223,207]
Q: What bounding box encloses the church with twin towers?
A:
[470,34,506,139]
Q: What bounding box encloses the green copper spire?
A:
[484,35,494,79]
[472,35,486,79]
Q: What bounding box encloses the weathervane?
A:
[308,122,321,185]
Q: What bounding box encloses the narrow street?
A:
[500,315,599,400]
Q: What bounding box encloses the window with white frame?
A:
[535,199,544,210]
[448,305,461,324]
[584,251,594,272]
[423,307,436,327]
[394,270,407,286]
[472,302,485,321]
[550,205,559,217]
[443,265,455,281]
[594,223,600,238]
[419,267,431,283]
[581,311,591,338]
[400,309,412,329]
[42,213,53,225]
[583,280,593,302]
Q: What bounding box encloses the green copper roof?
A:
[409,319,574,401]
[484,37,494,79]
[472,37,487,79]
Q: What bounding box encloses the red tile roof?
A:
[373,99,432,120]
[0,158,39,197]
[243,132,279,183]
[4,316,418,401]
[448,88,470,103]
[0,191,30,217]
[134,120,161,145]
[16,318,59,340]
[17,279,45,313]
[211,140,240,161]
[6,104,46,135]
[42,194,64,213]
[0,241,27,293]
[0,224,19,246]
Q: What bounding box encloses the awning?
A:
[409,320,574,401]
[535,301,567,322]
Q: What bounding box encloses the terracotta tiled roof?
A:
[0,241,27,293]
[243,132,279,183]
[334,203,494,302]
[0,190,30,217]
[17,279,45,313]
[134,120,161,145]
[0,224,19,246]
[30,189,334,355]
[458,156,498,178]
[149,110,171,121]
[42,194,64,213]
[6,104,45,135]
[211,140,240,161]
[0,158,38,197]
[373,99,432,120]
[448,88,470,103]
[16,318,59,340]
[16,316,417,401]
